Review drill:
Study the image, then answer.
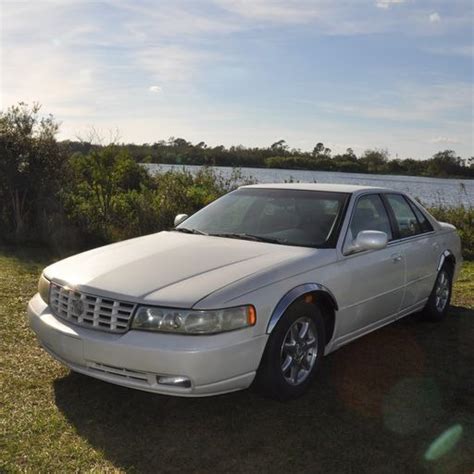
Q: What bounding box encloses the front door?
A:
[335,193,405,339]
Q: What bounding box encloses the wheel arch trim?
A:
[266,283,338,334]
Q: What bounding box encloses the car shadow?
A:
[54,307,474,473]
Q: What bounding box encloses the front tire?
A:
[255,300,326,400]
[422,265,453,321]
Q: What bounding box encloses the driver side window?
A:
[350,194,392,241]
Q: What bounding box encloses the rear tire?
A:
[422,265,453,321]
[255,300,325,401]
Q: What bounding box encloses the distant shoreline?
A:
[143,162,474,182]
[63,141,473,181]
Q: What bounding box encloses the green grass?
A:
[1,248,473,473]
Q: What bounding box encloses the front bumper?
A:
[28,294,268,397]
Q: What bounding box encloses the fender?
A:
[437,249,455,271]
[266,283,338,334]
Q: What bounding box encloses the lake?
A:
[144,163,473,207]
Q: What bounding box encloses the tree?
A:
[63,145,150,241]
[313,142,325,156]
[271,140,288,153]
[171,137,191,148]
[0,102,64,240]
[360,149,389,173]
[426,150,464,177]
[346,148,356,158]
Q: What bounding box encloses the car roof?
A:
[239,183,396,195]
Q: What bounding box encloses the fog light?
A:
[157,375,191,388]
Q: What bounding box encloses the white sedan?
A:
[28,184,462,400]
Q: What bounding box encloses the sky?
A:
[1,0,473,159]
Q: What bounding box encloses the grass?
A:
[1,247,473,474]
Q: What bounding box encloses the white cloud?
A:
[137,46,218,83]
[1,42,98,115]
[429,12,441,23]
[429,137,460,145]
[375,0,406,10]
[1,0,472,159]
[316,82,472,124]
[119,1,242,36]
[424,44,473,58]
[214,0,320,23]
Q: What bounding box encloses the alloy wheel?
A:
[280,317,318,386]
[435,270,450,312]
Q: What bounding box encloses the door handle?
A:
[391,253,403,263]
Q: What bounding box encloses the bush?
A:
[128,166,254,237]
[62,153,255,245]
[62,146,151,244]
[427,205,473,261]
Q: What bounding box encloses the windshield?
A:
[176,188,349,248]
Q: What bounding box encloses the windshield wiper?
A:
[172,227,208,236]
[210,232,284,244]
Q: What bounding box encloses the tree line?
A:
[64,137,474,179]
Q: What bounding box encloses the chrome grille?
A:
[49,283,136,333]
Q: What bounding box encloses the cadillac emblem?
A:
[72,296,84,316]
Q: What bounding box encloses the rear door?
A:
[383,194,437,309]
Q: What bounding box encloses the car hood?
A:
[44,231,325,307]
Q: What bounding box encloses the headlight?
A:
[131,305,256,334]
[38,273,50,304]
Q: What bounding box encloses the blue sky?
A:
[1,0,473,158]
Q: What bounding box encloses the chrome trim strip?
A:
[267,283,338,334]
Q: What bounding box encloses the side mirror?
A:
[345,230,388,255]
[174,214,189,227]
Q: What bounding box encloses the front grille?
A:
[49,283,136,333]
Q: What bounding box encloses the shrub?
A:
[428,205,473,261]
[146,166,255,233]
[62,154,255,245]
[61,146,151,244]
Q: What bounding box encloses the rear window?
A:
[407,200,434,233]
[385,194,426,238]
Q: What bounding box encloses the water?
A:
[144,164,473,207]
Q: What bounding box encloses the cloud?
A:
[214,0,321,23]
[310,81,472,125]
[429,12,441,23]
[118,1,243,36]
[137,46,218,83]
[2,0,472,159]
[424,44,473,58]
[375,0,406,10]
[429,137,460,145]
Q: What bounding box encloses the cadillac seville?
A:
[28,184,462,400]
